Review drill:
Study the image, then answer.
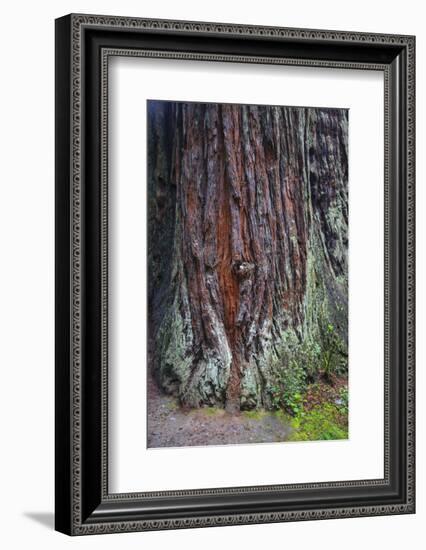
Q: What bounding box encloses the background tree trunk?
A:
[148,100,348,411]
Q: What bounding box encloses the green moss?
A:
[165,399,179,412]
[289,403,348,442]
[157,266,195,396]
[274,409,289,422]
[240,362,263,410]
[158,301,193,389]
[242,410,268,420]
[203,407,221,416]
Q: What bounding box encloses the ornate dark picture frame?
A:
[55,13,415,535]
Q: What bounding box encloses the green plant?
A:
[268,314,348,414]
[297,338,322,380]
[243,410,268,420]
[270,359,307,415]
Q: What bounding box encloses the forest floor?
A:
[147,374,348,448]
[147,374,292,448]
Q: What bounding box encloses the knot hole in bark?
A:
[232,261,255,280]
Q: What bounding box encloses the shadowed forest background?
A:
[147,100,349,447]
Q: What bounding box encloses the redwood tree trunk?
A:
[148,100,348,411]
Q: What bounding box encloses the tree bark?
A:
[148,100,348,411]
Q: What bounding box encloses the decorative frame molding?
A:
[55,13,415,535]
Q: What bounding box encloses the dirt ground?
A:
[147,375,291,448]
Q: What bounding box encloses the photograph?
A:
[147,99,349,448]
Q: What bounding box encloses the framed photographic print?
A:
[55,14,415,535]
